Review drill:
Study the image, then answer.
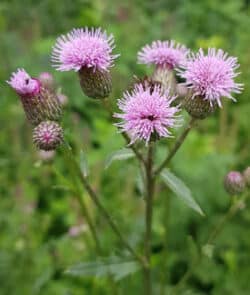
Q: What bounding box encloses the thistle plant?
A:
[7,27,250,294]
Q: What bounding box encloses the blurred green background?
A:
[1,0,250,294]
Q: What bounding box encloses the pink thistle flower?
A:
[137,40,188,69]
[7,69,62,125]
[7,68,41,96]
[114,84,181,144]
[179,48,243,107]
[51,27,119,72]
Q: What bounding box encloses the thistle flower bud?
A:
[224,171,245,195]
[8,69,62,126]
[183,91,217,119]
[38,72,55,91]
[33,121,63,151]
[78,67,112,99]
[243,167,250,187]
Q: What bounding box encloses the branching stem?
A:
[154,117,196,177]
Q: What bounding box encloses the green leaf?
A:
[105,148,135,169]
[80,149,88,177]
[160,169,204,216]
[65,256,141,281]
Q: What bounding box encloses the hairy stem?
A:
[144,142,155,295]
[154,117,196,177]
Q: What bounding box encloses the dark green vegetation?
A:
[1,0,250,294]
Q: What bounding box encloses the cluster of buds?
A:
[224,167,250,196]
[7,69,64,151]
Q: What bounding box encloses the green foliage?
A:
[104,148,135,169]
[66,256,141,281]
[1,0,250,294]
[160,169,204,216]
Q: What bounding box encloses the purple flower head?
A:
[137,40,188,69]
[179,48,243,107]
[7,69,41,96]
[115,84,181,144]
[51,27,119,72]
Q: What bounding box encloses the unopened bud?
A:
[33,121,63,151]
[243,167,250,187]
[78,67,112,99]
[224,171,245,195]
[183,92,217,119]
[22,87,62,125]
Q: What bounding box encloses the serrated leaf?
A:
[160,169,204,216]
[65,256,141,281]
[105,148,135,169]
[80,150,88,177]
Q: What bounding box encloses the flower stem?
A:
[75,193,102,253]
[62,143,147,267]
[78,171,147,266]
[160,193,171,294]
[144,142,155,295]
[154,117,196,177]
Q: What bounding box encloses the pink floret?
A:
[114,84,181,144]
[138,40,188,69]
[179,48,243,107]
[51,27,119,72]
[7,69,40,96]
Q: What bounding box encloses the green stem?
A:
[154,118,196,177]
[75,193,101,253]
[75,193,119,294]
[171,194,248,294]
[62,143,147,268]
[160,193,171,295]
[144,142,155,295]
